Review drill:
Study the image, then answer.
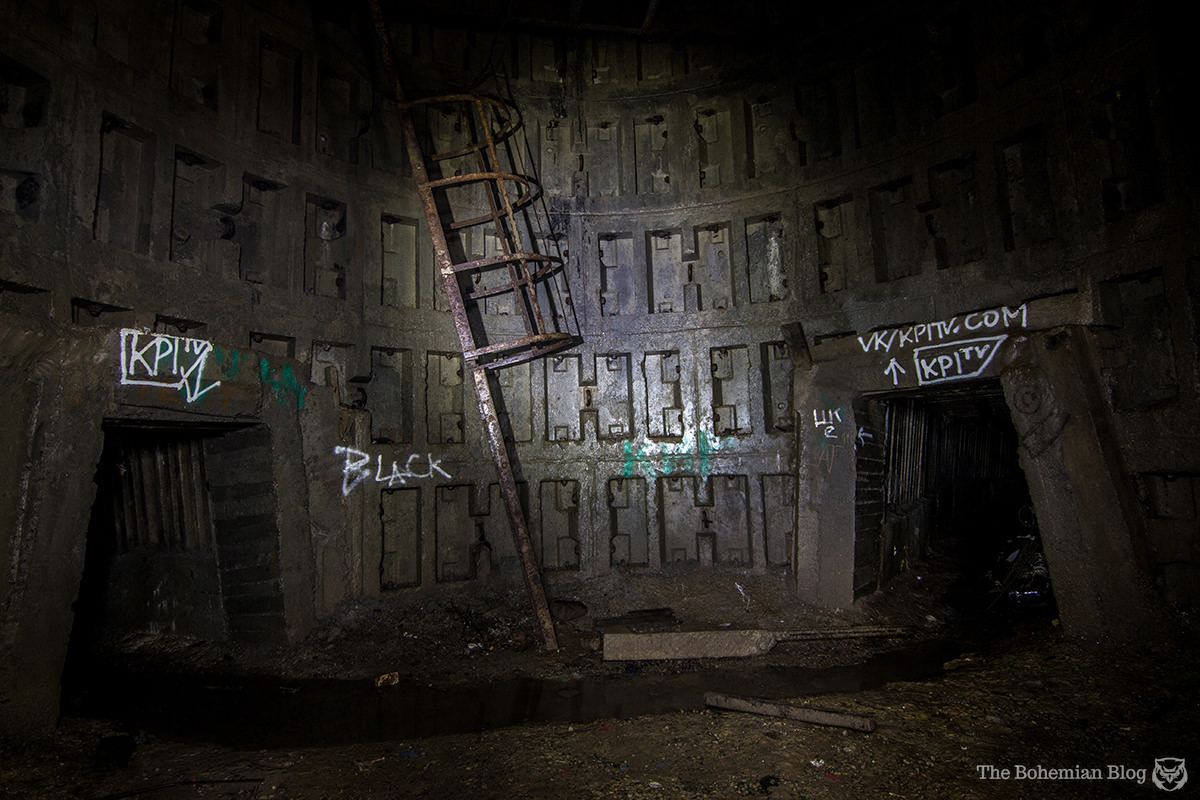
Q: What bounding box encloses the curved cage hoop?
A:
[368,0,567,652]
[411,92,579,370]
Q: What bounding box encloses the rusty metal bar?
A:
[704,692,878,733]
[474,97,552,337]
[368,0,559,650]
[469,103,537,339]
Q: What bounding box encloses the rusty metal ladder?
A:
[369,1,578,650]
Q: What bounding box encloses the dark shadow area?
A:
[60,420,289,721]
[61,423,227,718]
[865,379,1058,630]
[59,439,123,716]
[66,638,967,749]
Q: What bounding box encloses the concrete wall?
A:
[773,4,1200,640]
[0,0,1197,733]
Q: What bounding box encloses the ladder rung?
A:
[418,172,537,230]
[450,252,561,274]
[464,332,577,368]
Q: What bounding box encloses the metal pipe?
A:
[705,692,877,732]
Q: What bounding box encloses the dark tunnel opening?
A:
[0,0,1193,792]
[62,423,224,715]
[861,379,1057,628]
[60,420,287,719]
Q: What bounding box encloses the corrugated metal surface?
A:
[883,398,929,510]
[865,382,1022,591]
[108,434,212,553]
[93,423,287,644]
[89,425,227,640]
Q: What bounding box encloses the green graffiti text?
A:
[213,346,245,380]
[260,359,307,409]
[622,430,720,480]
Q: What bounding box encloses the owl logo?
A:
[1153,758,1188,792]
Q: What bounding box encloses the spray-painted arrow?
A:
[884,357,907,386]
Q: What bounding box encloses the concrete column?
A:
[792,369,856,609]
[1001,329,1165,643]
[0,324,109,735]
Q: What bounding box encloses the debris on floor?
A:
[704,692,877,732]
[602,625,912,660]
[592,607,682,633]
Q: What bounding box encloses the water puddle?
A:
[69,640,965,749]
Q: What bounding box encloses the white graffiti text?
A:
[858,303,1027,354]
[813,407,844,439]
[335,446,451,496]
[119,328,220,403]
[913,336,1007,386]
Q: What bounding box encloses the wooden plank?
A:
[704,692,877,732]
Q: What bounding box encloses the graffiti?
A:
[884,358,907,386]
[213,346,245,379]
[120,334,310,409]
[119,328,220,403]
[913,336,1006,386]
[814,439,842,475]
[335,446,451,496]
[812,406,844,439]
[808,402,877,473]
[622,430,723,480]
[856,303,1027,387]
[857,303,1027,354]
[856,427,874,449]
[261,359,307,409]
[809,402,849,475]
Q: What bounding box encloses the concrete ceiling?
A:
[373,0,885,42]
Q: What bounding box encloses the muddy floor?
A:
[3,556,1198,799]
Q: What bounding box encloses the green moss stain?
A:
[260,358,307,409]
[213,346,244,379]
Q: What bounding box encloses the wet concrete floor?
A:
[67,639,966,749]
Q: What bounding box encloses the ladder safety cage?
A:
[368,0,578,651]
[406,94,579,370]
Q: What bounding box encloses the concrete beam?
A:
[1001,329,1166,643]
